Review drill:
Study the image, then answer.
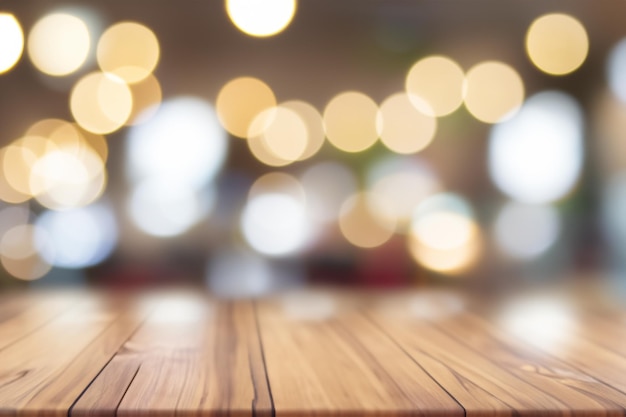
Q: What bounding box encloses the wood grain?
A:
[0,287,625,417]
[0,292,146,417]
[0,291,80,351]
[367,290,626,417]
[73,292,272,417]
[256,292,464,417]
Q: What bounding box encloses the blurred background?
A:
[0,0,625,296]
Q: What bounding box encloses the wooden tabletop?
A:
[0,285,625,417]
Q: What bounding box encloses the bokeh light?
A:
[27,12,90,76]
[300,162,357,225]
[226,0,297,37]
[607,38,626,104]
[499,296,576,352]
[323,91,380,153]
[249,172,305,203]
[408,193,481,274]
[30,147,107,210]
[97,21,160,83]
[338,192,396,248]
[367,156,441,230]
[129,179,213,237]
[2,142,36,197]
[35,204,117,268]
[405,55,465,117]
[246,118,293,167]
[0,146,30,204]
[463,61,524,123]
[70,71,133,134]
[281,100,325,160]
[493,202,560,260]
[526,13,588,76]
[248,106,308,162]
[489,91,583,204]
[0,224,52,281]
[378,92,437,154]
[0,13,24,74]
[126,74,162,125]
[216,77,276,138]
[127,97,227,188]
[241,193,310,257]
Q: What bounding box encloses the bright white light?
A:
[0,13,24,74]
[226,0,296,37]
[300,162,357,224]
[129,179,213,237]
[500,296,576,352]
[493,202,560,260]
[489,91,584,204]
[127,97,228,188]
[241,193,310,257]
[608,38,626,104]
[35,204,116,268]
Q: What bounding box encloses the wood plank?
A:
[256,292,464,417]
[0,292,146,417]
[75,292,271,417]
[433,312,626,414]
[367,290,626,417]
[466,292,626,403]
[0,291,80,350]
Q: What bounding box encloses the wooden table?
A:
[0,285,625,417]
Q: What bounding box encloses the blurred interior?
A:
[1,0,626,296]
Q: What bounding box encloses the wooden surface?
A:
[0,286,625,417]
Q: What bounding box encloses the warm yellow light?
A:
[339,192,396,248]
[226,0,296,37]
[464,61,524,124]
[408,231,481,275]
[323,91,380,153]
[249,106,308,162]
[405,55,465,117]
[247,109,291,167]
[24,119,108,162]
[0,13,24,74]
[2,143,36,197]
[70,72,133,134]
[0,175,30,204]
[30,148,106,210]
[27,13,90,76]
[526,13,588,76]
[97,21,160,83]
[73,124,108,162]
[281,100,325,160]
[413,212,475,251]
[0,225,51,281]
[25,118,67,137]
[216,76,276,138]
[379,93,437,154]
[126,74,162,125]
